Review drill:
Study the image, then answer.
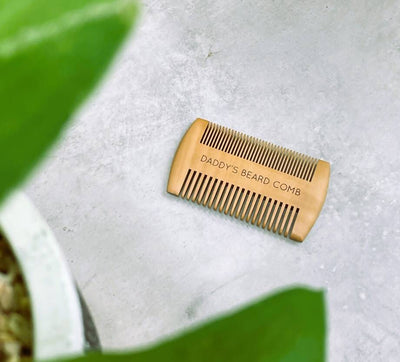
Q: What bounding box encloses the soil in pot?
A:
[0,233,33,361]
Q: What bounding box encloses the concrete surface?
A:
[26,0,400,360]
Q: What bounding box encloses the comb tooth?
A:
[240,136,252,160]
[295,155,307,178]
[215,182,230,211]
[282,206,294,236]
[276,147,287,170]
[308,158,319,181]
[235,133,247,156]
[249,139,261,162]
[220,184,234,212]
[203,178,218,206]
[178,169,192,197]
[247,193,260,223]
[300,156,311,179]
[257,143,269,165]
[201,177,215,205]
[262,200,277,229]
[213,126,225,149]
[271,202,284,232]
[282,150,295,174]
[237,135,248,159]
[275,148,285,171]
[309,159,318,182]
[245,136,256,160]
[297,155,308,179]
[251,195,265,225]
[225,186,239,215]
[270,146,283,170]
[226,131,237,154]
[179,169,193,198]
[208,180,224,210]
[276,148,288,172]
[190,172,204,201]
[215,126,228,150]
[249,140,260,162]
[197,176,212,205]
[200,123,211,144]
[275,204,288,233]
[186,172,201,200]
[293,153,304,176]
[266,201,280,231]
[208,123,219,147]
[265,144,277,167]
[209,125,220,148]
[213,126,224,149]
[222,128,232,152]
[220,128,231,152]
[278,204,290,235]
[234,133,245,157]
[226,129,238,154]
[289,152,301,176]
[291,153,303,177]
[298,155,309,180]
[231,188,245,217]
[261,143,272,166]
[236,190,250,219]
[226,129,237,153]
[215,126,225,148]
[270,146,282,170]
[193,174,210,204]
[244,192,256,222]
[207,179,222,208]
[284,207,297,237]
[238,133,249,157]
[287,208,300,238]
[183,170,197,199]
[238,191,251,220]
[300,156,312,181]
[203,123,215,145]
[231,132,241,156]
[265,143,277,166]
[246,137,257,161]
[207,124,217,147]
[197,175,211,204]
[260,198,273,228]
[303,158,314,181]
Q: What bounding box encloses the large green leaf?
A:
[60,287,326,362]
[0,0,139,203]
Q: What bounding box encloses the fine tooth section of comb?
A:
[200,122,319,182]
[177,169,301,239]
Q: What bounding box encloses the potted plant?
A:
[0,192,85,360]
[0,0,139,360]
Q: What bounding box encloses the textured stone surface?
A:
[26,1,400,360]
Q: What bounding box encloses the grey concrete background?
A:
[26,0,400,360]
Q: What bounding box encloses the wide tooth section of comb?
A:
[200,122,319,182]
[178,169,300,239]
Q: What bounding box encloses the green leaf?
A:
[60,287,326,362]
[0,0,139,203]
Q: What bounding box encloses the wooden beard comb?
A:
[167,119,330,242]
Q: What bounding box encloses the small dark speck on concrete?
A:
[185,296,204,319]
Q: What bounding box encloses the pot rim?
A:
[0,191,85,360]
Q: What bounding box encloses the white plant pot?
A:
[0,192,85,361]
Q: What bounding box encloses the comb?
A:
[167,119,330,242]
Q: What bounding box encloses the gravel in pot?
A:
[0,233,33,361]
